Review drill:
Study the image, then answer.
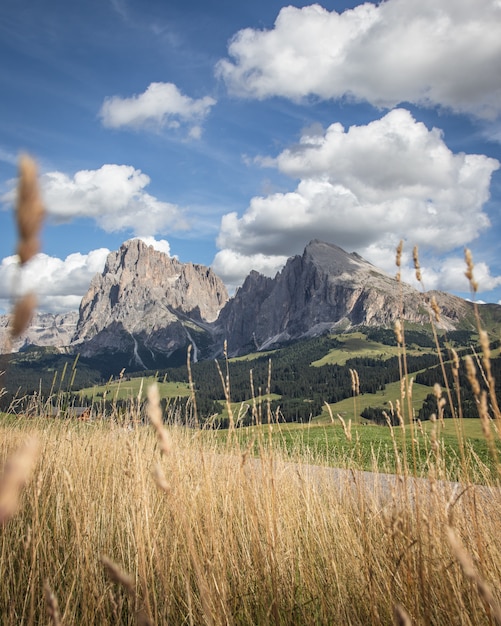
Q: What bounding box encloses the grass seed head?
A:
[396,240,403,281]
[394,320,403,345]
[479,329,490,360]
[412,245,422,282]
[0,437,40,524]
[394,604,413,626]
[152,461,170,493]
[464,248,478,293]
[147,383,172,455]
[16,155,45,264]
[464,355,481,398]
[44,582,62,626]
[396,240,403,268]
[101,555,135,596]
[430,296,441,322]
[447,527,501,624]
[11,292,37,338]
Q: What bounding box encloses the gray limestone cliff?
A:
[3,239,491,366]
[216,240,476,355]
[71,239,229,365]
[0,311,78,353]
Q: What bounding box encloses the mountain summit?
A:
[216,240,474,355]
[71,239,228,367]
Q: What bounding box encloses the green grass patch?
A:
[311,332,425,366]
[211,393,282,426]
[226,417,500,483]
[230,350,277,362]
[314,380,433,423]
[79,376,191,401]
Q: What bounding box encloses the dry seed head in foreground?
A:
[101,555,135,596]
[0,437,39,524]
[394,319,403,345]
[147,383,172,455]
[44,582,62,626]
[464,248,479,293]
[412,245,422,282]
[16,155,45,265]
[11,291,37,338]
[447,527,501,625]
[10,155,45,341]
[396,240,403,267]
[395,240,403,281]
[430,295,441,322]
[394,604,413,626]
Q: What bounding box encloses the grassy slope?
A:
[317,380,433,422]
[311,331,425,366]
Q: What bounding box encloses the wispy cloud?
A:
[0,147,18,166]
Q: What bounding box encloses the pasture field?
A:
[78,375,191,402]
[224,416,499,483]
[318,380,434,422]
[310,331,420,366]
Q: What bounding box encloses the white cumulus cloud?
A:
[38,164,187,236]
[133,236,171,256]
[100,82,216,136]
[217,0,501,119]
[0,248,110,313]
[211,249,288,293]
[401,256,501,294]
[0,237,176,314]
[215,109,501,293]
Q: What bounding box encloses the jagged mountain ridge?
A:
[0,311,79,353]
[2,239,494,366]
[216,240,475,355]
[71,239,229,367]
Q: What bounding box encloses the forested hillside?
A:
[2,328,498,425]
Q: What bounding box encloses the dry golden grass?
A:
[0,410,500,625]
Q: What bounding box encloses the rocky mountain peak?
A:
[4,238,489,368]
[302,239,376,275]
[71,239,229,364]
[217,240,476,355]
[301,239,391,287]
[0,311,79,353]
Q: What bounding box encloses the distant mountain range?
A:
[0,310,79,353]
[1,239,499,370]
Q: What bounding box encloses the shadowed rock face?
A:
[216,240,475,355]
[71,239,229,361]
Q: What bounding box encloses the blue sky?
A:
[1,0,501,314]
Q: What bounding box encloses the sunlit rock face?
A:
[216,240,475,356]
[72,239,228,366]
[2,239,487,367]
